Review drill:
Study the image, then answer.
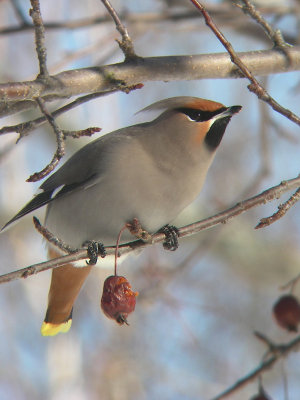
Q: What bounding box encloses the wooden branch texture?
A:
[1,174,299,285]
[1,46,300,106]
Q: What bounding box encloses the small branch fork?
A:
[189,0,300,126]
[19,0,143,181]
[29,0,49,78]
[1,174,300,284]
[210,331,300,400]
[236,0,290,48]
[26,97,102,182]
[28,98,65,182]
[100,0,139,60]
[256,187,300,229]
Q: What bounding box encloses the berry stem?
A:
[114,224,128,276]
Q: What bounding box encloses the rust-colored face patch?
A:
[183,98,225,112]
[192,120,212,145]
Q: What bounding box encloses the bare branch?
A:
[27,98,65,182]
[0,84,142,143]
[33,216,77,254]
[0,5,297,36]
[237,0,290,48]
[0,90,117,138]
[0,47,300,117]
[29,0,49,78]
[189,0,300,126]
[63,127,101,139]
[100,0,138,60]
[280,272,300,292]
[210,333,300,400]
[256,187,300,229]
[1,174,300,285]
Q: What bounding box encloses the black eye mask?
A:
[176,107,227,122]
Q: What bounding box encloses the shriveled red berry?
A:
[101,275,138,325]
[273,294,300,332]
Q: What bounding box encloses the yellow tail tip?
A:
[40,319,72,336]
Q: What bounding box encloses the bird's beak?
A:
[222,105,242,117]
[225,106,242,115]
[209,105,242,124]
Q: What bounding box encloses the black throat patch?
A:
[204,116,232,150]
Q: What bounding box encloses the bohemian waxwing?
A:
[2,96,241,335]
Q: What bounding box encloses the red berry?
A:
[101,276,138,325]
[273,294,300,332]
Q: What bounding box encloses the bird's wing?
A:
[1,136,110,230]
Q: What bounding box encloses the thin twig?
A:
[189,0,300,126]
[0,83,142,142]
[100,0,138,60]
[29,0,49,78]
[63,127,101,139]
[33,217,77,253]
[280,272,300,292]
[0,5,297,36]
[254,331,279,355]
[237,0,290,48]
[1,48,300,113]
[210,334,300,400]
[0,91,116,138]
[255,187,300,229]
[1,174,300,285]
[27,98,65,182]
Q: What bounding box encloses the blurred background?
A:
[0,0,300,399]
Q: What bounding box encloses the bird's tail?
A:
[41,247,92,336]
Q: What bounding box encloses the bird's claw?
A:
[83,241,106,265]
[161,225,179,251]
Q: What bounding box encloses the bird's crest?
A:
[138,96,225,114]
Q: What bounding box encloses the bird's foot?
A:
[160,225,179,251]
[83,241,106,265]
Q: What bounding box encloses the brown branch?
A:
[0,5,297,35]
[100,0,138,60]
[280,273,300,292]
[27,98,65,182]
[1,174,300,285]
[29,0,49,78]
[237,0,290,48]
[33,216,77,253]
[63,127,101,139]
[189,0,300,126]
[1,48,300,117]
[210,333,300,400]
[255,187,300,229]
[0,90,116,139]
[0,84,142,144]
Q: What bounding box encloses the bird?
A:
[2,96,241,336]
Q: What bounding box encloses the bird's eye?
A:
[176,107,227,122]
[177,108,202,121]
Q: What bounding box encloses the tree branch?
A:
[189,0,300,126]
[0,90,117,138]
[0,5,296,35]
[237,0,290,48]
[29,0,49,78]
[1,174,299,285]
[210,333,300,400]
[27,97,65,182]
[100,0,138,60]
[0,47,300,117]
[255,187,300,229]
